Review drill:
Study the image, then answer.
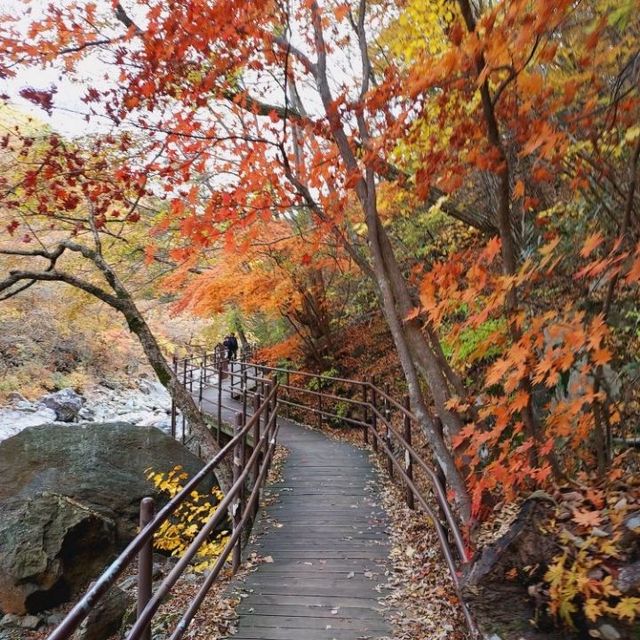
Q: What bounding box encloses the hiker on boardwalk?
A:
[223,333,238,360]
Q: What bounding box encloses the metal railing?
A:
[47,380,279,640]
[176,351,478,636]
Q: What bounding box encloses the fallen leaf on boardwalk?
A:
[263,555,274,563]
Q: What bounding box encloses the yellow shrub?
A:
[545,530,640,627]
[145,465,229,572]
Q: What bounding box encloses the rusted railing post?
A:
[230,359,237,398]
[371,379,378,453]
[202,352,208,384]
[232,412,244,573]
[284,370,290,419]
[137,497,155,640]
[171,355,177,439]
[198,358,204,405]
[403,395,415,510]
[242,362,248,419]
[384,383,393,478]
[263,381,272,435]
[268,377,278,468]
[362,380,369,445]
[251,392,261,521]
[217,360,223,443]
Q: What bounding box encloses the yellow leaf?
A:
[610,596,640,622]
[584,598,602,622]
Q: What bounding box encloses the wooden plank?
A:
[226,628,389,640]
[197,383,392,640]
[233,594,384,608]
[235,604,386,618]
[235,614,390,631]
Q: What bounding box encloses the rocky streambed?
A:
[0,376,179,442]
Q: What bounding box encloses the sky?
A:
[0,0,377,137]
[0,0,130,137]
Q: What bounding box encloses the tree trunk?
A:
[120,302,224,457]
[360,173,472,522]
[230,307,250,355]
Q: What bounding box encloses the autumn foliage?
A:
[1,0,640,632]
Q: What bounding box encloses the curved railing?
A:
[47,380,279,640]
[177,351,478,636]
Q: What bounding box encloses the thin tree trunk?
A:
[361,178,472,521]
[0,243,231,490]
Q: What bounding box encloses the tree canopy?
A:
[1,0,640,630]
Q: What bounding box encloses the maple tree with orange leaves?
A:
[1,5,640,630]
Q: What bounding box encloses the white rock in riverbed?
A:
[0,407,58,440]
[0,379,177,443]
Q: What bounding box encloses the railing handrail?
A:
[47,381,279,640]
[194,354,459,520]
[185,350,478,636]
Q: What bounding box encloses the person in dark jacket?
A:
[224,333,239,360]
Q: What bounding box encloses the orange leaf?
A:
[572,509,602,528]
[592,347,612,366]
[510,389,529,412]
[334,4,349,20]
[404,307,421,322]
[580,232,604,258]
[625,248,640,283]
[513,180,525,199]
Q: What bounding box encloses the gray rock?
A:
[0,422,212,542]
[70,585,133,640]
[153,419,172,434]
[598,623,621,640]
[0,423,215,614]
[625,513,640,531]
[615,559,640,593]
[15,401,37,412]
[0,493,116,615]
[77,406,95,421]
[7,392,26,405]
[116,575,138,592]
[19,615,42,630]
[41,388,85,422]
[0,614,20,627]
[45,612,66,626]
[116,410,166,427]
[0,407,57,440]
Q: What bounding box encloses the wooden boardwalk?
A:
[195,368,392,639]
[226,418,391,640]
